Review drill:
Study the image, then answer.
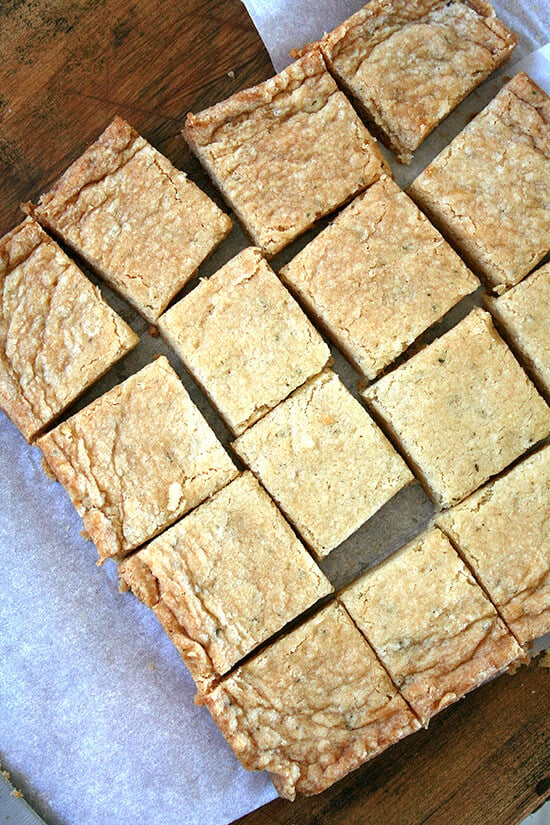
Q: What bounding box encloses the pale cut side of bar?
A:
[280,176,478,379]
[363,308,550,508]
[233,369,413,558]
[485,262,550,398]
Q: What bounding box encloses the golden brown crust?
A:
[119,473,332,692]
[408,73,550,290]
[363,309,550,508]
[340,528,523,725]
[185,51,330,144]
[37,357,237,562]
[184,52,389,256]
[438,446,550,646]
[398,620,522,722]
[320,0,517,162]
[233,369,413,558]
[159,247,330,435]
[25,117,232,321]
[280,177,478,379]
[0,217,138,441]
[203,603,420,799]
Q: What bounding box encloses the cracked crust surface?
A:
[184,51,389,257]
[24,117,232,322]
[37,356,237,562]
[438,446,550,646]
[0,218,138,441]
[160,247,330,435]
[340,527,522,725]
[320,0,517,163]
[280,177,478,379]
[203,602,420,799]
[119,472,332,693]
[363,308,550,509]
[233,369,413,558]
[485,262,550,397]
[408,73,550,291]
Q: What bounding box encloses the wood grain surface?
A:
[0,3,548,825]
[235,659,550,825]
[0,0,271,234]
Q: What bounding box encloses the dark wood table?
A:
[1,2,548,824]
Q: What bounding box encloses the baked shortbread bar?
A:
[119,472,332,693]
[320,0,517,163]
[363,309,550,508]
[0,217,137,441]
[485,262,550,397]
[408,73,550,292]
[438,446,550,646]
[184,51,388,257]
[340,527,523,725]
[38,357,237,562]
[24,117,232,321]
[281,177,478,379]
[233,369,413,558]
[160,247,330,435]
[204,602,420,799]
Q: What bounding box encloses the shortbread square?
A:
[38,356,238,562]
[233,369,413,558]
[408,73,550,292]
[438,446,550,645]
[184,51,388,256]
[281,177,478,379]
[25,117,232,321]
[204,602,420,799]
[160,247,330,435]
[340,527,522,725]
[119,472,332,692]
[485,262,550,397]
[363,309,550,508]
[0,218,138,441]
[320,0,517,163]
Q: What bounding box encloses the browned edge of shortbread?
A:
[399,617,524,724]
[0,217,139,442]
[436,511,544,648]
[22,116,233,321]
[316,0,518,162]
[36,356,238,564]
[119,552,222,694]
[338,527,525,726]
[183,50,389,256]
[202,602,421,799]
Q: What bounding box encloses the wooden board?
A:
[0,0,271,233]
[236,659,550,825]
[0,3,548,825]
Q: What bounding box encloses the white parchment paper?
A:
[243,0,550,71]
[1,4,549,825]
